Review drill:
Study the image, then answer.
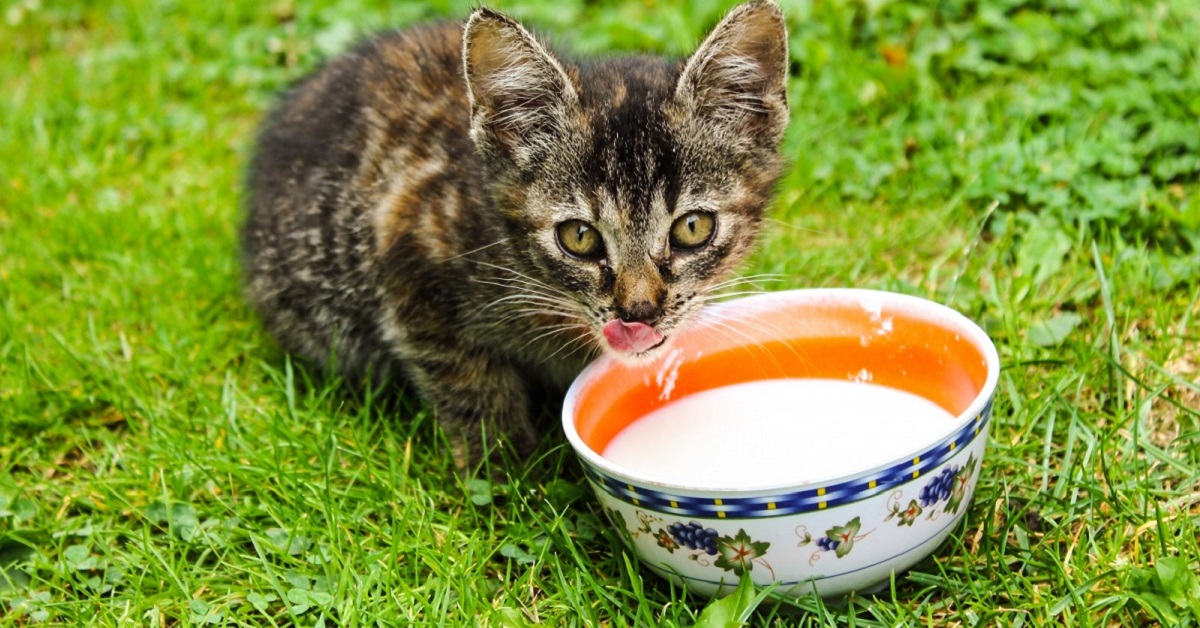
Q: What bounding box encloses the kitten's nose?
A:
[617,300,661,325]
[613,265,666,325]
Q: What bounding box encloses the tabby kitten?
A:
[241,1,790,467]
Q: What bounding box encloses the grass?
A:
[2,0,1199,624]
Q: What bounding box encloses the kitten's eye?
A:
[556,220,605,260]
[669,211,716,250]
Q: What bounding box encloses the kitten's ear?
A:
[675,0,789,147]
[463,8,580,159]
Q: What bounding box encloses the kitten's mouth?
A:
[602,319,666,355]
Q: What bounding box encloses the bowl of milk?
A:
[562,289,999,598]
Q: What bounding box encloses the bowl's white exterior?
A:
[563,289,1000,598]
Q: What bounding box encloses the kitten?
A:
[241,1,790,467]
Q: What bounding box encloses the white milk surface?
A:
[601,378,956,488]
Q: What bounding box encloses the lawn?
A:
[2,0,1199,625]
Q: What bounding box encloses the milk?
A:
[601,379,955,487]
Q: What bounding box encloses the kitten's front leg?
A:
[406,350,538,471]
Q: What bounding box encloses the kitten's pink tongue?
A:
[602,320,664,353]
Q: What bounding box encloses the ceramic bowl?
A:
[561,289,999,598]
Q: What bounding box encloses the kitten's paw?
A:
[446,417,538,479]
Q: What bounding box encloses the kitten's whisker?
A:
[705,281,783,296]
[471,282,573,312]
[470,269,552,289]
[762,217,823,235]
[470,281,569,310]
[548,339,597,365]
[540,328,599,364]
[483,307,585,331]
[505,307,584,322]
[559,333,601,362]
[477,291,577,311]
[698,305,793,341]
[698,304,811,357]
[440,238,510,262]
[699,289,772,302]
[698,307,814,372]
[691,313,790,377]
[468,260,561,293]
[470,277,561,299]
[706,273,786,291]
[474,287,587,325]
[521,322,589,355]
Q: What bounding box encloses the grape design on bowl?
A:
[608,509,775,577]
[920,452,976,515]
[668,522,719,555]
[919,465,958,507]
[886,452,979,526]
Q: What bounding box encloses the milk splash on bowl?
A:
[601,379,955,488]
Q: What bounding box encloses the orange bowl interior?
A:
[572,296,991,455]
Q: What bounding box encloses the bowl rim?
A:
[561,288,1001,494]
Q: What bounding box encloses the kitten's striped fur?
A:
[241,1,789,467]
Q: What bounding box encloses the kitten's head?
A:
[463,0,789,360]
